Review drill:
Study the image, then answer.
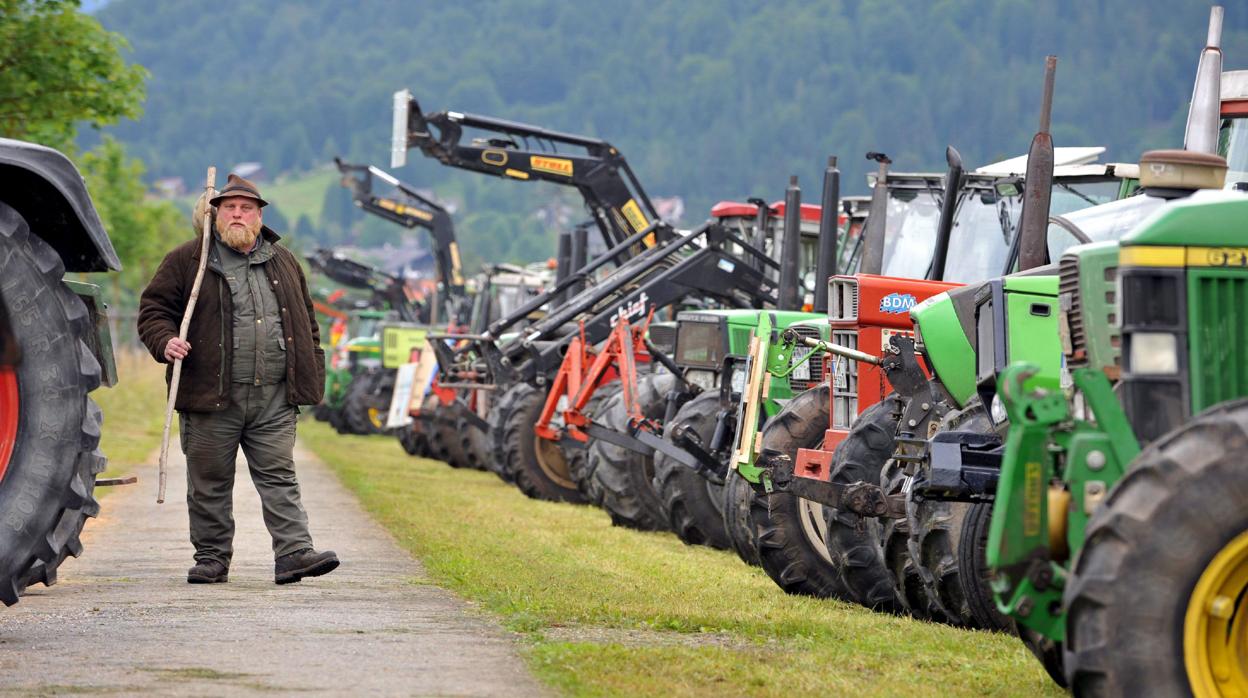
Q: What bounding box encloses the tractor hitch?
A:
[757,448,905,518]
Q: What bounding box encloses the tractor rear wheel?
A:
[722,467,761,567]
[432,401,471,469]
[501,382,587,503]
[653,390,730,547]
[1065,399,1248,696]
[823,394,905,613]
[752,384,849,599]
[0,202,106,606]
[585,372,674,530]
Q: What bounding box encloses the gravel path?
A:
[0,437,549,697]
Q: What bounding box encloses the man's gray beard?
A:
[216,217,261,252]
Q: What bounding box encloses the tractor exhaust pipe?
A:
[814,155,840,313]
[779,175,802,310]
[747,197,770,273]
[1017,55,1058,272]
[929,146,963,281]
[553,229,572,304]
[859,152,891,275]
[1185,5,1224,155]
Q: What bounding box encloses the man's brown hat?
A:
[209,173,269,207]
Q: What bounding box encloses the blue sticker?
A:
[879,293,918,314]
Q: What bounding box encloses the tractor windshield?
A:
[1051,179,1125,216]
[1219,116,1248,189]
[1046,194,1169,260]
[879,188,941,278]
[942,188,1022,283]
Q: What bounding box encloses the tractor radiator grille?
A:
[829,278,859,322]
[648,324,677,356]
[831,329,858,428]
[788,325,824,392]
[1059,253,1085,362]
[1192,274,1248,411]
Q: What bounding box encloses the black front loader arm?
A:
[334,158,467,324]
[304,248,420,323]
[397,94,663,250]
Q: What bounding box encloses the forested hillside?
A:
[93,0,1246,264]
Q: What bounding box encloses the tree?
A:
[0,0,148,153]
[77,137,182,303]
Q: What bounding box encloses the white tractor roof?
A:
[975,147,1107,176]
[1222,70,1248,101]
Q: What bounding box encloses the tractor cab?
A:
[1219,69,1248,188]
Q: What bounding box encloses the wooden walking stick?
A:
[157,166,216,503]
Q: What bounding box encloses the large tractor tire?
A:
[342,369,386,435]
[0,203,106,606]
[585,372,674,530]
[395,421,428,456]
[501,382,587,503]
[457,413,490,471]
[653,390,730,547]
[1064,400,1248,696]
[906,404,1010,630]
[823,394,906,613]
[752,384,850,599]
[722,467,762,567]
[485,385,525,482]
[431,400,471,470]
[564,380,620,501]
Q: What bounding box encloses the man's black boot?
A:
[187,559,228,584]
[275,548,339,585]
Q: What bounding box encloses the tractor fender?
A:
[0,137,121,272]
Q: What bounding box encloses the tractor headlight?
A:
[1129,332,1179,375]
[990,393,1008,426]
[730,365,747,396]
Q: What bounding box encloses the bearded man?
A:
[138,174,338,585]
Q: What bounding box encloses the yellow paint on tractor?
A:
[1184,528,1248,697]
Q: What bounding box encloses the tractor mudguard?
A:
[0,138,120,272]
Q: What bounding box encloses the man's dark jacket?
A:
[138,226,325,411]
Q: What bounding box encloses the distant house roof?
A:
[232,162,266,180]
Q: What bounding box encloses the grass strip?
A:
[303,421,1061,697]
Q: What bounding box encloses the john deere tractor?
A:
[0,138,120,606]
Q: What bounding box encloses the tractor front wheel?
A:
[1064,399,1248,696]
[752,384,850,599]
[585,372,674,530]
[721,467,761,567]
[501,382,586,503]
[653,389,730,547]
[823,394,905,613]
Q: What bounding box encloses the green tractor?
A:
[985,36,1248,692]
[0,138,121,606]
[322,307,389,434]
[990,167,1247,693]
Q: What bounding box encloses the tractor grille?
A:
[730,327,754,354]
[829,278,859,322]
[788,325,825,392]
[831,329,858,428]
[1191,274,1248,411]
[1059,253,1085,362]
[648,324,677,356]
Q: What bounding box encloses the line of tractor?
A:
[302,6,1248,694]
[3,4,1246,694]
